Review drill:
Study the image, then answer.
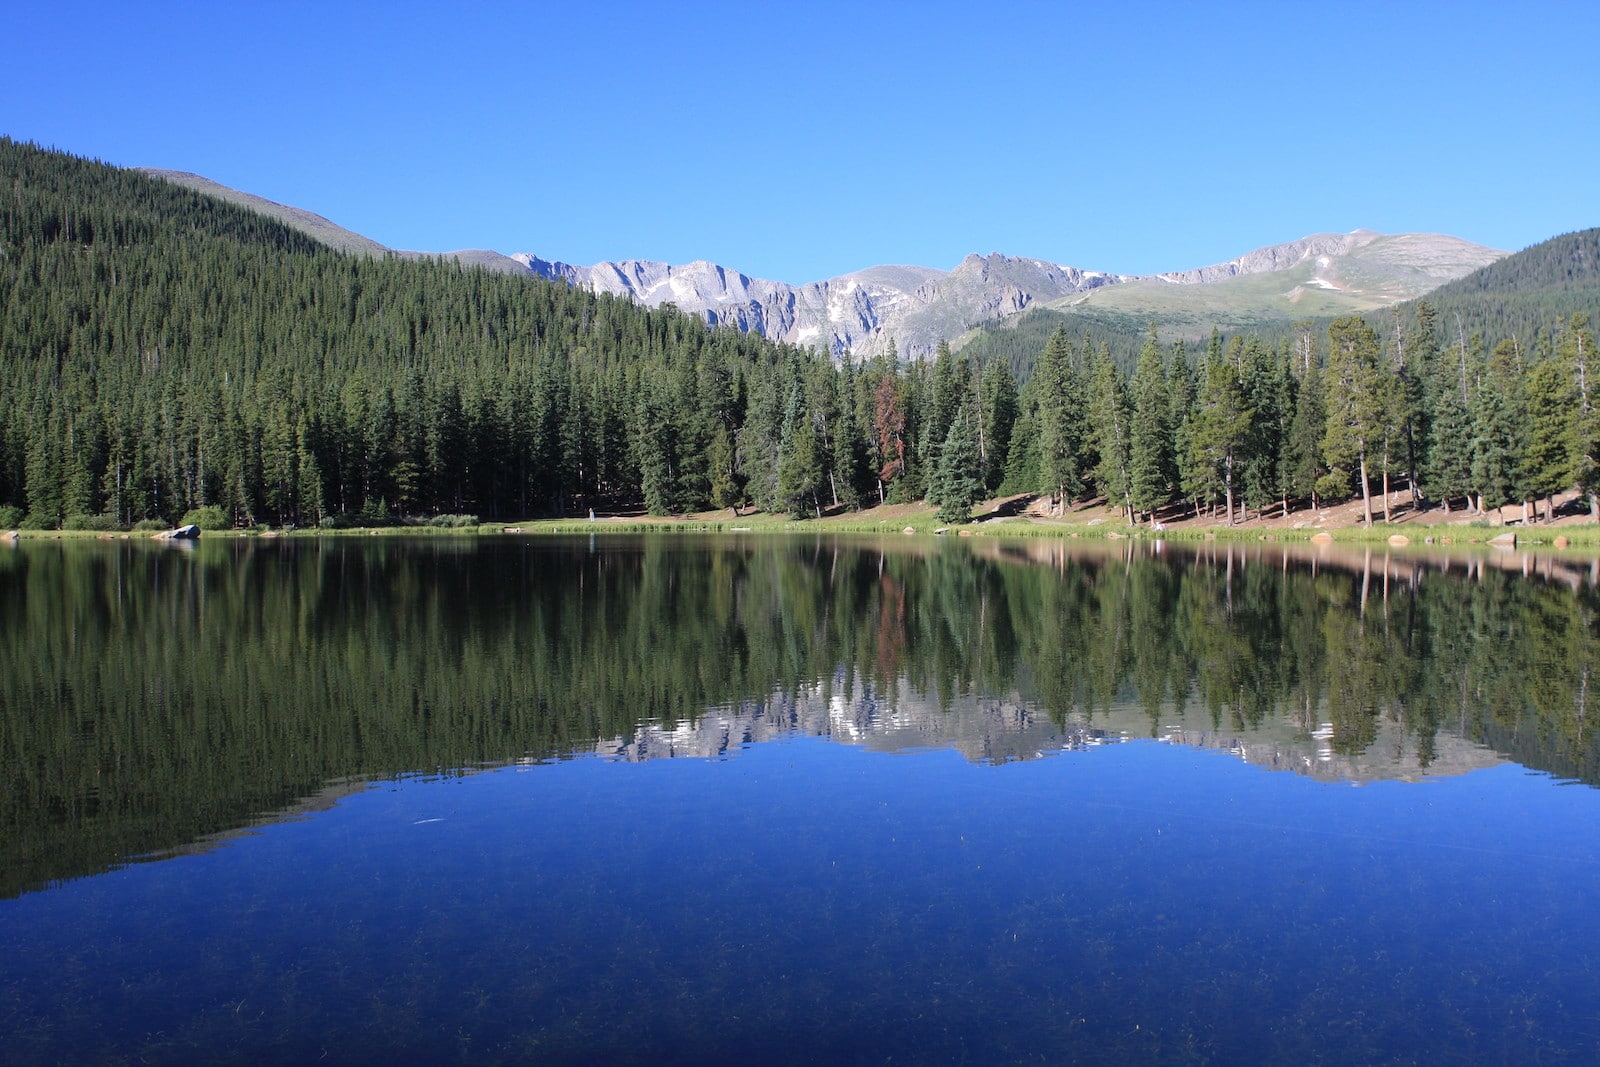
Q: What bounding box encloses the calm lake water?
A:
[4,533,1600,1064]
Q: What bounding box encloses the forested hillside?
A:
[958,307,1151,380]
[1389,228,1600,346]
[0,139,827,526]
[1,138,1596,530]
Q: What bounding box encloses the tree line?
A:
[1,138,1595,528]
[1003,308,1598,526]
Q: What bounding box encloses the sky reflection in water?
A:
[6,735,1600,1064]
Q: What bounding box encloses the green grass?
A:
[12,510,1600,549]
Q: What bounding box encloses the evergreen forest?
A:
[2,138,1596,529]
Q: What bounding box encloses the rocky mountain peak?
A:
[508,233,1500,359]
[135,169,1507,361]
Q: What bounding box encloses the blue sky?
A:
[7,1,1596,282]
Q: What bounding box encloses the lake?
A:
[3,533,1600,1064]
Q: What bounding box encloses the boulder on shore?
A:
[153,524,201,541]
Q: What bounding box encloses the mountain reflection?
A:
[3,533,1598,897]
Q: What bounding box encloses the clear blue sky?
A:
[7,1,1596,283]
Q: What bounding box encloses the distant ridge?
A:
[135,166,1509,360]
[514,234,1503,359]
[1030,230,1507,344]
[1386,227,1600,345]
[1426,227,1599,298]
[136,169,390,256]
[509,251,1124,359]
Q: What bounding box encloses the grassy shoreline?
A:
[11,498,1600,547]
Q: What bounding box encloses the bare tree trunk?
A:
[1224,465,1234,525]
[1359,450,1373,526]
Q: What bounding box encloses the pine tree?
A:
[1187,337,1253,523]
[1558,315,1600,518]
[978,357,1017,493]
[1523,354,1576,519]
[1165,342,1196,516]
[23,402,64,528]
[1320,316,1386,524]
[778,414,823,519]
[1089,347,1132,518]
[930,408,983,524]
[1127,330,1173,522]
[1398,301,1439,505]
[1000,402,1041,496]
[788,351,835,509]
[831,360,869,510]
[294,412,326,525]
[61,406,103,520]
[778,380,823,518]
[1417,321,1474,513]
[634,381,676,516]
[1287,358,1326,511]
[1240,337,1285,520]
[1035,326,1086,513]
[1471,338,1526,515]
[896,354,927,501]
[871,366,906,505]
[920,340,965,482]
[707,424,742,513]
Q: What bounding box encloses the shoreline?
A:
[9,502,1600,548]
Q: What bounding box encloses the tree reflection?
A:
[3,534,1600,897]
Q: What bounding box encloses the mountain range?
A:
[139,168,1506,359]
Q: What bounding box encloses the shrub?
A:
[0,504,22,529]
[178,505,230,531]
[359,502,398,527]
[319,512,386,529]
[63,513,122,532]
[132,518,169,532]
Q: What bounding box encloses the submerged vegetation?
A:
[1,139,1596,533]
